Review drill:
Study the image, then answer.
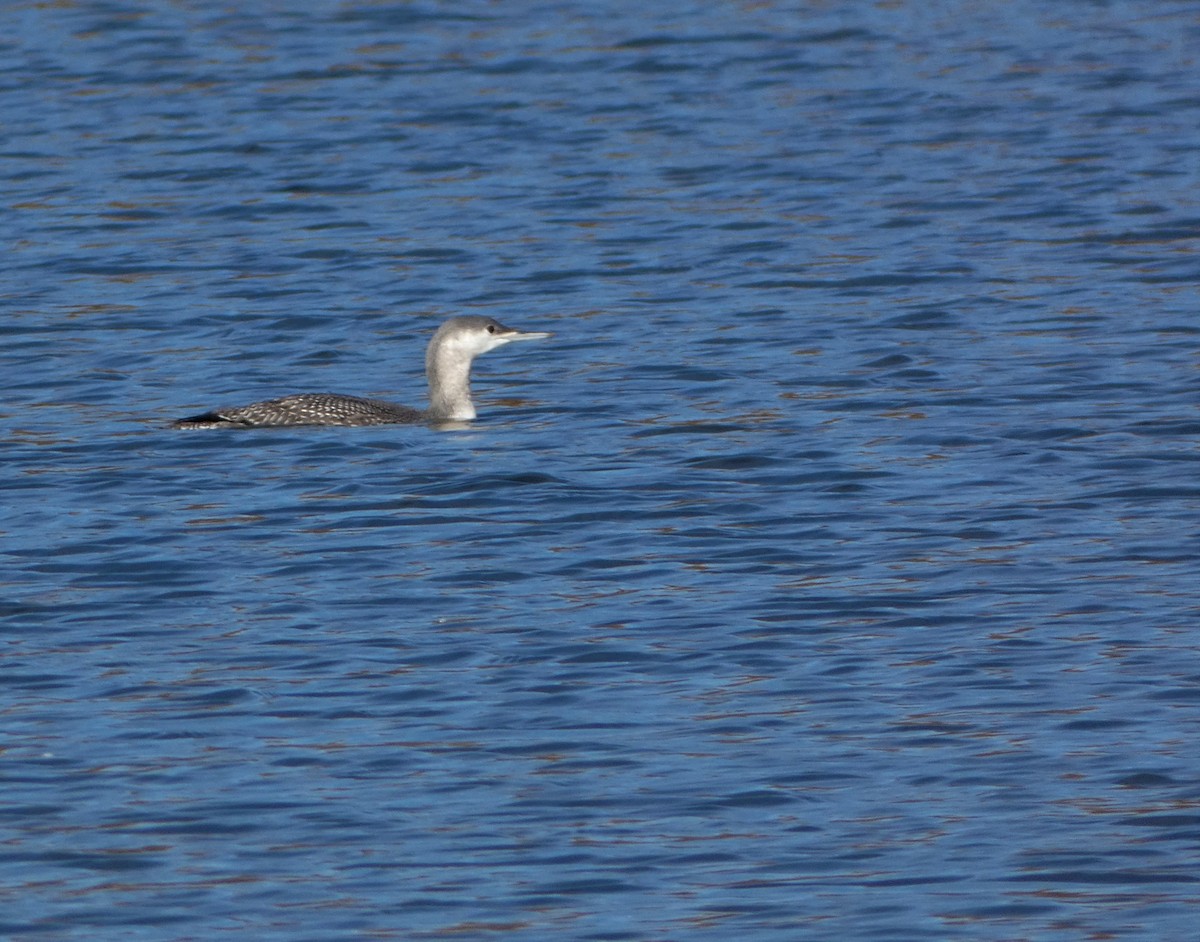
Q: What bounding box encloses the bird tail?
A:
[169,411,235,429]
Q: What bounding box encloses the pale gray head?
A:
[424,315,552,421]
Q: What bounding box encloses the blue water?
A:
[3,2,1199,939]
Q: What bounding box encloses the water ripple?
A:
[3,2,1199,940]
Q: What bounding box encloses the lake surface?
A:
[3,2,1199,939]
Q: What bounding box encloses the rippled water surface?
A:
[3,2,1199,939]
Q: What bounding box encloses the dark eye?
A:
[486,324,496,334]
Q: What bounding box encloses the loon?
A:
[171,316,552,429]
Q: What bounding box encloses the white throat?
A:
[426,331,515,420]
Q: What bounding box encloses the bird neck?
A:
[426,344,476,420]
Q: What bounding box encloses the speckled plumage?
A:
[171,316,552,430]
[173,393,425,429]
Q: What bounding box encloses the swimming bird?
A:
[171,315,552,429]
